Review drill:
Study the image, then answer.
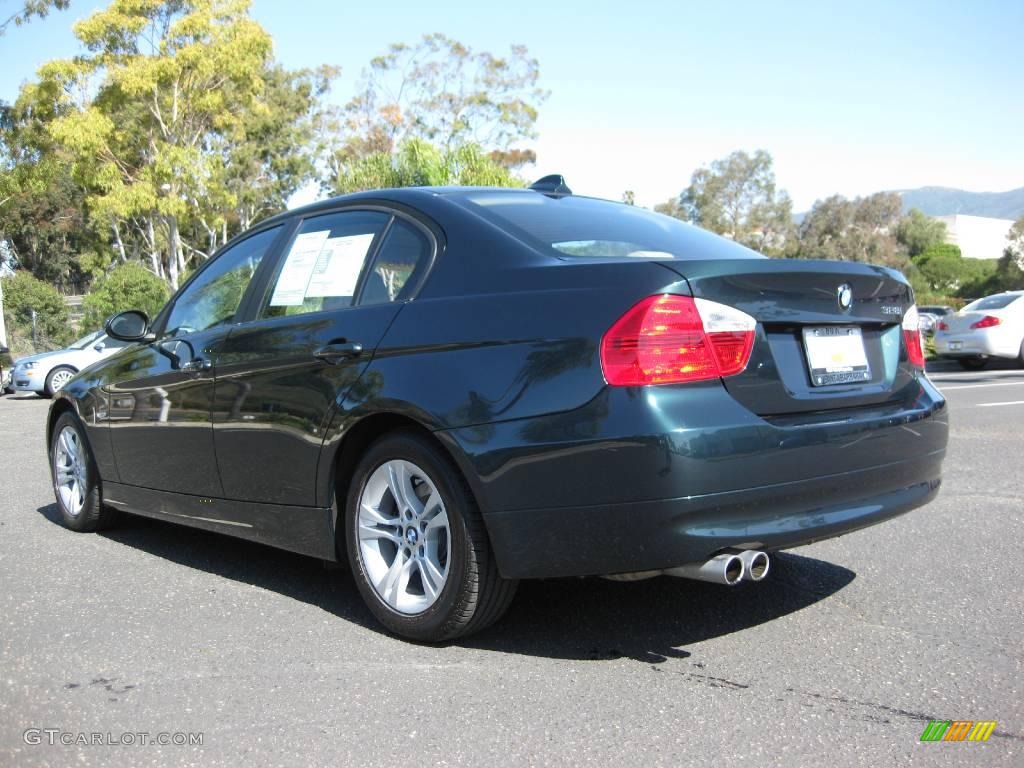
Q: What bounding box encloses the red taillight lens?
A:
[937,320,949,331]
[902,305,926,368]
[600,295,756,386]
[971,315,1001,329]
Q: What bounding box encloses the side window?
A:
[101,336,131,350]
[259,210,390,319]
[358,219,433,306]
[165,226,281,336]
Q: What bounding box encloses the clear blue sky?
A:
[1,0,1021,209]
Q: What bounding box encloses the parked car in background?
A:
[0,345,11,395]
[11,330,133,397]
[917,304,954,335]
[44,182,947,641]
[933,291,1024,369]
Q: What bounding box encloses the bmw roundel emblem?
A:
[837,283,853,310]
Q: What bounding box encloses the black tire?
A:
[957,356,989,371]
[43,365,77,398]
[49,412,119,532]
[1018,338,1024,367]
[344,430,517,642]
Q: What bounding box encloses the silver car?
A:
[10,330,132,397]
[933,291,1024,370]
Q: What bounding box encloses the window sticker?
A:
[269,230,331,306]
[305,233,376,298]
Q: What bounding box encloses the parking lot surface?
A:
[1,362,1021,767]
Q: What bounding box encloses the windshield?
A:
[69,330,104,349]
[963,294,1021,312]
[453,191,765,261]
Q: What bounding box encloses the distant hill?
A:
[893,186,1024,220]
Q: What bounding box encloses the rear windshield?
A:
[963,294,1021,311]
[454,192,764,260]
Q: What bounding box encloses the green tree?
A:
[0,0,68,35]
[81,262,170,329]
[797,192,907,267]
[672,149,794,256]
[39,0,275,290]
[1,270,70,352]
[912,243,967,294]
[1005,215,1024,270]
[622,190,636,206]
[1,76,105,286]
[333,34,547,177]
[224,65,336,231]
[333,138,522,195]
[896,208,947,257]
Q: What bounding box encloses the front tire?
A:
[957,356,988,370]
[344,431,517,641]
[43,365,77,398]
[50,412,118,532]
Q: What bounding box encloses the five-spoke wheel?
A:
[49,412,118,532]
[345,431,517,641]
[357,459,451,614]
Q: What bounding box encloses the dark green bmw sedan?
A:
[45,178,948,641]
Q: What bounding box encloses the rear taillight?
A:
[600,294,756,386]
[937,320,949,331]
[971,315,1001,329]
[902,305,926,368]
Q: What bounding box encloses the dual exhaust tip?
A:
[604,550,769,585]
[666,550,769,586]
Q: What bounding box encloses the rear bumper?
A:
[934,331,1019,358]
[441,377,948,579]
[484,451,942,578]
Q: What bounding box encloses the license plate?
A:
[949,341,963,351]
[802,326,871,386]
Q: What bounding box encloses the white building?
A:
[936,214,1015,260]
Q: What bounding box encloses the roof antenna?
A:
[529,174,572,197]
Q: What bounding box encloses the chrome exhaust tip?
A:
[666,553,745,586]
[737,550,770,581]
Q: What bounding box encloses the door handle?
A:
[314,341,363,364]
[180,357,212,375]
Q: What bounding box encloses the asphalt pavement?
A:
[0,362,1021,767]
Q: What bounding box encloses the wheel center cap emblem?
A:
[405,528,418,546]
[837,283,853,310]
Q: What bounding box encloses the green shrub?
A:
[81,262,171,330]
[1,271,71,351]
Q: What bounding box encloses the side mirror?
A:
[105,310,153,342]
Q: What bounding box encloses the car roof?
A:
[255,187,438,228]
[256,186,608,230]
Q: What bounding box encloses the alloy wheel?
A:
[53,425,87,517]
[49,369,74,391]
[356,459,451,615]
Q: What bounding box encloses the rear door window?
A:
[259,210,390,319]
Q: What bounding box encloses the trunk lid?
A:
[658,259,919,416]
[943,311,996,334]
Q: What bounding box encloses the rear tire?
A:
[49,412,119,532]
[957,356,988,371]
[1018,339,1024,367]
[344,430,517,642]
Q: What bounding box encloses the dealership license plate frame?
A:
[802,326,871,386]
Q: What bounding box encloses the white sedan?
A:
[934,291,1024,370]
